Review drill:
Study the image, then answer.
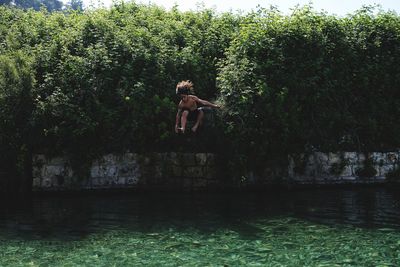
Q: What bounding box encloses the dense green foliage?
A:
[0,50,35,192]
[0,4,240,190]
[218,6,400,157]
[0,4,400,190]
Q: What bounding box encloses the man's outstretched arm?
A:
[194,96,220,108]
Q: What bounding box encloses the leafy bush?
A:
[0,4,240,189]
[217,6,400,172]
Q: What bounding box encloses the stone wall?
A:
[32,151,400,191]
[288,151,399,185]
[32,153,218,191]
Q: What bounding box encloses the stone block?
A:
[101,154,118,165]
[304,167,317,177]
[328,152,340,163]
[172,166,183,177]
[118,163,138,177]
[48,157,66,165]
[168,152,180,165]
[195,153,208,165]
[91,178,102,186]
[357,153,366,163]
[205,166,217,180]
[43,165,64,177]
[103,177,115,186]
[41,178,52,187]
[153,165,163,178]
[106,176,124,185]
[183,166,204,178]
[150,153,162,162]
[33,154,46,162]
[106,166,118,177]
[343,152,357,164]
[193,178,207,188]
[305,154,315,165]
[287,156,295,177]
[341,165,352,176]
[121,153,137,163]
[371,152,385,165]
[307,153,327,172]
[90,165,103,177]
[386,153,398,164]
[328,176,341,182]
[64,175,75,186]
[379,165,395,176]
[319,162,331,176]
[181,153,197,166]
[98,177,109,186]
[93,165,116,178]
[342,176,356,181]
[127,177,139,185]
[292,175,308,182]
[141,156,151,165]
[315,176,326,183]
[32,167,43,180]
[156,153,165,161]
[206,153,216,165]
[116,177,126,185]
[64,168,73,178]
[32,178,41,188]
[315,152,329,164]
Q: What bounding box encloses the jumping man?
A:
[175,80,220,133]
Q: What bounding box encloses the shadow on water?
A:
[1,187,400,241]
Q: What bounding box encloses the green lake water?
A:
[1,188,400,266]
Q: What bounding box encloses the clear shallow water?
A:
[0,188,400,266]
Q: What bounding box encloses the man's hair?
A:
[176,80,194,95]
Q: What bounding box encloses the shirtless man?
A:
[174,80,220,133]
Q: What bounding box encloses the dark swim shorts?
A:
[182,108,199,121]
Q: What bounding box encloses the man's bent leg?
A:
[192,110,204,132]
[180,110,189,133]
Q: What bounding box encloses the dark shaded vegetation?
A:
[386,167,400,183]
[218,6,400,155]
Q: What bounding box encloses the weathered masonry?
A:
[33,153,218,191]
[32,151,400,191]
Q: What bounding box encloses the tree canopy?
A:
[0,0,82,11]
